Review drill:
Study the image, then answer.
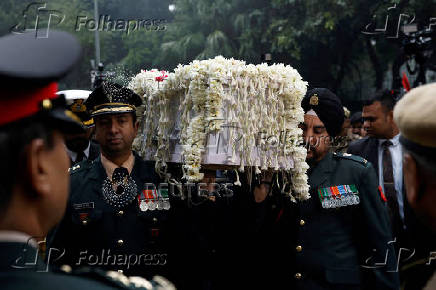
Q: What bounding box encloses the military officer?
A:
[48,81,186,286]
[0,31,172,289]
[393,83,436,290]
[255,88,400,289]
[57,90,100,165]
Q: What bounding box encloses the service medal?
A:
[148,201,157,211]
[163,200,171,210]
[140,200,148,212]
[156,200,165,210]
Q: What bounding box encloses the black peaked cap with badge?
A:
[0,30,83,134]
[85,81,142,117]
[58,90,94,128]
[302,88,345,137]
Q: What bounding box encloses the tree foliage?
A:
[1,0,435,107]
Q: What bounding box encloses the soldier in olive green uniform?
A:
[0,31,172,290]
[48,82,187,287]
[255,88,400,290]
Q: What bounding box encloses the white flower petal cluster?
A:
[130,57,311,200]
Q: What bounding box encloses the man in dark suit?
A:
[256,88,399,290]
[393,84,436,290]
[0,31,170,290]
[348,90,407,240]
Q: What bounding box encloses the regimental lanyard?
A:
[318,184,360,209]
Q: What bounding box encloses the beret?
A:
[301,88,344,137]
[394,83,436,151]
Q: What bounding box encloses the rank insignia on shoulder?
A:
[318,184,360,209]
[68,164,81,173]
[334,153,367,165]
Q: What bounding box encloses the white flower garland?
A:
[130,57,310,200]
[128,69,171,168]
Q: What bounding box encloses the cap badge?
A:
[309,94,319,106]
[71,99,86,113]
[42,99,52,110]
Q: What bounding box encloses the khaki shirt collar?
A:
[100,152,135,180]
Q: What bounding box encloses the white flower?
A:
[130,56,310,200]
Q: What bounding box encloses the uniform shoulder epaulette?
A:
[68,160,93,175]
[333,152,368,165]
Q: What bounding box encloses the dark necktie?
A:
[75,151,86,163]
[382,141,402,235]
[112,167,129,195]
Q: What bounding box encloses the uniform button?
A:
[152,217,158,223]
[118,270,123,274]
[117,239,124,246]
[299,219,305,226]
[117,210,124,216]
[296,245,302,252]
[295,273,302,279]
[82,220,88,226]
